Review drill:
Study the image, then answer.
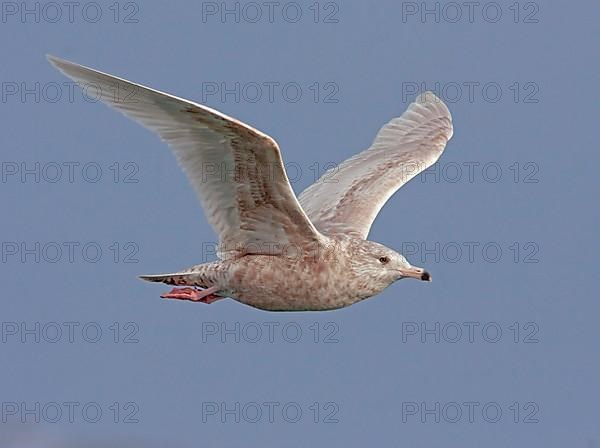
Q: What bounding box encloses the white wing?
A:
[48,55,325,258]
[298,92,453,239]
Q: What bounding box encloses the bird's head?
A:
[352,240,431,294]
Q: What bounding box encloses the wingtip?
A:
[415,90,443,105]
[46,54,60,65]
[46,54,70,72]
[414,91,452,122]
[46,54,81,72]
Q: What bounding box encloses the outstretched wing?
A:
[298,92,453,239]
[48,55,324,258]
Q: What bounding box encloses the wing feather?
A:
[48,55,324,258]
[298,92,453,239]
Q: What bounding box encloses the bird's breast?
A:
[224,251,363,311]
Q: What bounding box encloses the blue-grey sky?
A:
[1,1,598,447]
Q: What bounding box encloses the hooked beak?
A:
[398,266,431,282]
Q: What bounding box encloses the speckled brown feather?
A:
[48,56,452,312]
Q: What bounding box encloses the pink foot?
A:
[160,286,222,304]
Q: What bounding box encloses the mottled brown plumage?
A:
[48,55,453,311]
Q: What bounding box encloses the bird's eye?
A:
[379,256,389,264]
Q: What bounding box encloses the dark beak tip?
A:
[421,271,431,282]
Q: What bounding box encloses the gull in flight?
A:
[48,55,453,311]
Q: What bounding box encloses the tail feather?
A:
[138,272,208,287]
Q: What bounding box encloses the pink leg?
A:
[161,286,222,304]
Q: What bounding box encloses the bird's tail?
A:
[138,272,210,287]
